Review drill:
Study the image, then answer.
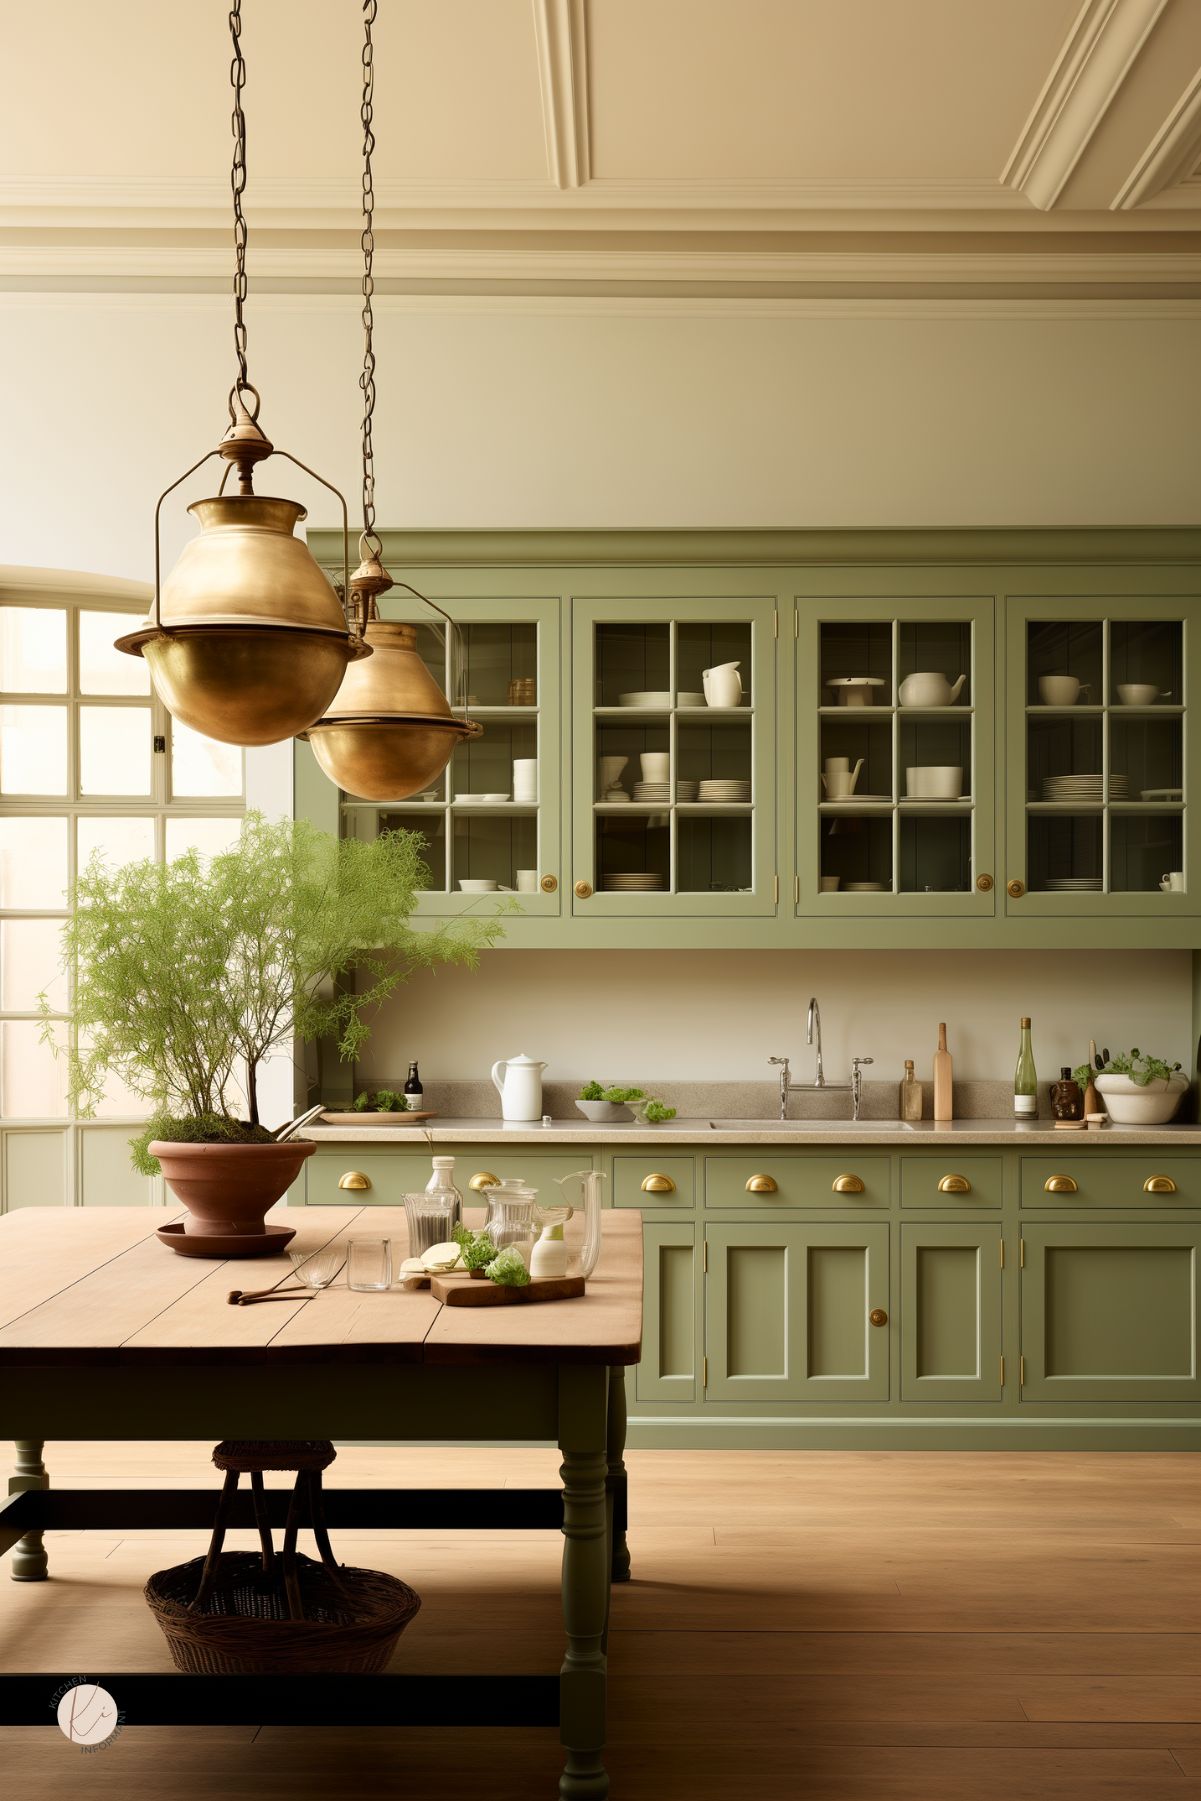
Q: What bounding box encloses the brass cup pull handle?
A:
[869,1308,888,1327]
[641,1173,676,1194]
[338,1170,371,1192]
[469,1171,501,1192]
[937,1173,972,1194]
[1144,1175,1178,1194]
[1043,1174,1079,1194]
[832,1173,865,1194]
[1007,879,1026,899]
[540,874,558,893]
[574,880,593,899]
[745,1174,778,1194]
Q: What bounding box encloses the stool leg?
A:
[281,1474,305,1619]
[249,1471,276,1579]
[192,1469,239,1612]
[307,1472,340,1574]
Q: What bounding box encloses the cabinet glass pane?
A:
[595,719,668,801]
[677,815,752,894]
[1027,715,1104,796]
[0,917,67,1013]
[0,1019,68,1117]
[597,815,669,894]
[0,817,68,907]
[0,606,66,693]
[676,622,751,707]
[452,811,534,892]
[899,814,971,894]
[820,813,891,894]
[1026,620,1102,705]
[900,716,970,802]
[79,610,150,695]
[77,815,156,872]
[898,620,971,706]
[819,716,892,801]
[1028,813,1102,894]
[1109,620,1182,703]
[1111,715,1182,800]
[378,808,447,891]
[450,720,535,802]
[1111,813,1182,893]
[820,621,890,704]
[171,722,243,797]
[0,704,68,794]
[460,622,537,707]
[595,622,670,707]
[79,705,152,796]
[165,817,242,860]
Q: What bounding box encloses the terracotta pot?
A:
[150,1140,316,1236]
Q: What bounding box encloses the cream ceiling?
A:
[1,0,1198,296]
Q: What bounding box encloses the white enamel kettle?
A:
[490,1052,547,1123]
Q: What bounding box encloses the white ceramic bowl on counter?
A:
[575,1098,635,1123]
[1095,1073,1187,1125]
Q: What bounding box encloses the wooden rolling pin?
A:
[933,1022,953,1123]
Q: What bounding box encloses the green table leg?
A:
[558,1365,609,1801]
[606,1365,630,1584]
[9,1441,49,1581]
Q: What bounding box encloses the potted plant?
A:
[1074,1049,1187,1125]
[47,813,502,1239]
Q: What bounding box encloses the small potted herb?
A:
[1073,1049,1187,1125]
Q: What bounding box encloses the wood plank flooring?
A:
[0,1446,1197,1799]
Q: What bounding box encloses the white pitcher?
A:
[703,661,742,708]
[490,1052,547,1123]
[821,757,863,799]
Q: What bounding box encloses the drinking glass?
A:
[288,1248,344,1290]
[403,1192,459,1260]
[347,1237,392,1292]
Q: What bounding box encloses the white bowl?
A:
[618,691,672,708]
[458,878,499,892]
[905,765,963,799]
[1115,683,1163,706]
[1038,675,1084,706]
[482,792,510,803]
[1094,1073,1187,1125]
[575,1098,634,1123]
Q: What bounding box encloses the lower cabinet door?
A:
[900,1222,1003,1403]
[1021,1222,1201,1402]
[638,1222,701,1404]
[705,1221,889,1403]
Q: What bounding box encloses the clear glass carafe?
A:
[481,1178,541,1267]
[553,1168,607,1278]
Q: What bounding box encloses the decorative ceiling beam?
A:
[531,0,590,190]
[1113,66,1201,205]
[1002,0,1169,210]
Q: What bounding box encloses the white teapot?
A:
[490,1052,547,1123]
[898,671,966,708]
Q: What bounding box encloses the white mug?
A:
[512,758,538,801]
[819,876,841,892]
[1161,871,1184,892]
[516,869,539,893]
[640,751,670,782]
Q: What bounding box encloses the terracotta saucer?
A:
[156,1221,296,1259]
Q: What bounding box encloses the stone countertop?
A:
[307,1117,1201,1148]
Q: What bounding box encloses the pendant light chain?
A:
[359,0,380,557]
[229,0,251,397]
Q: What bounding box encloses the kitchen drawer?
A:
[900,1156,1003,1209]
[704,1153,889,1208]
[1020,1155,1199,1210]
[305,1147,593,1206]
[612,1155,695,1208]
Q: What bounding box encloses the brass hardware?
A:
[703,1239,708,1273]
[1043,1174,1078,1194]
[703,1355,708,1389]
[641,1173,676,1194]
[869,1308,888,1327]
[937,1173,972,1194]
[1020,1354,1026,1387]
[540,874,558,893]
[832,1173,865,1194]
[999,1239,1005,1269]
[338,1170,371,1192]
[976,873,994,892]
[1000,1354,1005,1387]
[1143,1175,1178,1194]
[1020,1238,1026,1268]
[794,874,801,904]
[469,1171,500,1192]
[745,1174,779,1194]
[1007,878,1026,899]
[773,875,779,904]
[574,880,593,899]
[773,611,778,639]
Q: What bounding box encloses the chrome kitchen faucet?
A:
[770,996,873,1121]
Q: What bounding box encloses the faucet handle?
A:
[852,1056,874,1070]
[768,1056,790,1068]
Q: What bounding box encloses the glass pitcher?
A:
[553,1168,607,1279]
[481,1178,542,1268]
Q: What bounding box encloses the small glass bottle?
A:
[404,1060,423,1113]
[899,1060,923,1122]
[1050,1066,1084,1122]
[424,1155,462,1233]
[1014,1017,1038,1118]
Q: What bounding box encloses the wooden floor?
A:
[1,1445,1198,1799]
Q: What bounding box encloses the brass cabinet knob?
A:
[1143,1175,1178,1194]
[832,1173,866,1194]
[869,1308,888,1327]
[469,1171,500,1192]
[540,874,558,893]
[338,1170,371,1192]
[745,1174,778,1194]
[1043,1174,1079,1194]
[641,1172,676,1194]
[1007,879,1026,899]
[937,1173,972,1194]
[574,880,593,899]
[976,873,994,892]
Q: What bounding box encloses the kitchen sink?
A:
[708,1118,914,1131]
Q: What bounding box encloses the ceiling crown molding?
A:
[1113,66,1201,206]
[532,0,591,189]
[1002,0,1169,210]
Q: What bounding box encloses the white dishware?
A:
[1142,787,1183,801]
[844,881,885,891]
[1038,675,1089,706]
[455,793,487,803]
[898,672,966,708]
[459,877,499,892]
[482,792,509,803]
[617,690,672,709]
[640,751,670,782]
[1116,683,1169,705]
[1161,871,1185,892]
[598,754,628,799]
[819,876,841,892]
[905,765,963,800]
[703,661,743,708]
[826,676,886,707]
[677,691,707,708]
[822,757,863,799]
[516,869,539,893]
[1095,1072,1187,1125]
[575,1098,634,1123]
[512,758,539,803]
[491,1051,548,1123]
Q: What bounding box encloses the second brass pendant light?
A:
[301,0,481,800]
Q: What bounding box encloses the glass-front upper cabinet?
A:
[796,597,995,916]
[340,594,562,916]
[1005,596,1197,916]
[570,596,778,915]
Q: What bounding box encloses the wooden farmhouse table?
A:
[0,1203,642,1799]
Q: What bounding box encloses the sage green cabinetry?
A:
[638,1221,701,1403]
[302,1145,594,1206]
[705,1152,889,1208]
[900,1221,1003,1403]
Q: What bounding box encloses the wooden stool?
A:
[192,1441,342,1619]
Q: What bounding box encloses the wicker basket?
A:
[145,1552,421,1676]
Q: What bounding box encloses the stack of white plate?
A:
[1045,876,1103,892]
[697,779,751,802]
[602,873,666,892]
[634,781,673,801]
[677,692,707,708]
[1042,774,1129,802]
[675,780,699,801]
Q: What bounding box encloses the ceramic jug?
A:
[898,672,966,708]
[490,1052,547,1122]
[821,757,863,798]
[703,661,742,708]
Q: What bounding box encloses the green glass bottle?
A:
[1014,1016,1037,1118]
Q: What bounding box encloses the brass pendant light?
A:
[301,0,481,800]
[115,0,367,747]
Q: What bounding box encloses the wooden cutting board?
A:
[320,1110,437,1126]
[430,1272,585,1306]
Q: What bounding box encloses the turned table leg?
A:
[606,1364,631,1584]
[558,1365,610,1801]
[9,1440,49,1581]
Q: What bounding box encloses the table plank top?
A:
[0,1205,642,1367]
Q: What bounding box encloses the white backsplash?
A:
[363,948,1191,1088]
